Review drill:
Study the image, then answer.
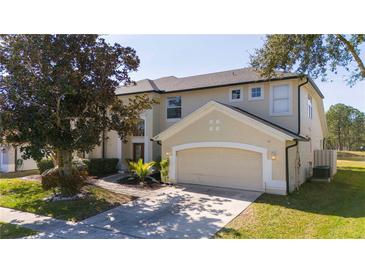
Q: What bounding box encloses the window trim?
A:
[248,85,264,101]
[229,87,243,102]
[269,82,293,116]
[166,96,182,122]
[307,94,313,119]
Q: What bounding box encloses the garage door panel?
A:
[177,147,263,191]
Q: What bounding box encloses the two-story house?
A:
[88,68,328,195]
[1,67,327,195]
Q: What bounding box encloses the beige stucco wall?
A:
[158,79,300,134]
[161,109,286,183]
[0,146,37,173]
[122,137,133,161]
[286,84,326,191]
[104,130,119,159]
[16,147,38,171]
[89,92,160,164]
[296,85,325,185]
[88,143,102,158]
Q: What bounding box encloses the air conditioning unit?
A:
[314,150,337,177]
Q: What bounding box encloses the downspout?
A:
[297,78,308,136]
[285,140,298,194]
[285,77,309,194]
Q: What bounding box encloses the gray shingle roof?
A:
[115,67,299,95]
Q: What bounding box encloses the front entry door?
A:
[133,143,144,162]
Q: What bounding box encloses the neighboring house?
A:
[0,145,38,173]
[88,67,328,195]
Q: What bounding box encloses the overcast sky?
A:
[106,35,365,112]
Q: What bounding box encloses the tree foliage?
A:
[326,104,365,150]
[250,34,365,86]
[0,35,155,178]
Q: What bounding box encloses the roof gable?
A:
[153,101,307,142]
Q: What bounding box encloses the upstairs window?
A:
[249,86,264,100]
[133,119,145,136]
[166,96,181,120]
[229,88,243,102]
[308,95,313,119]
[271,84,291,115]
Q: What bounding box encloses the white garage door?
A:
[176,147,263,191]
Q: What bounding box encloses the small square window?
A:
[249,86,264,100]
[229,88,243,102]
[232,89,241,99]
[252,87,261,97]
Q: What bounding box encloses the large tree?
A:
[0,35,155,179]
[250,34,365,85]
[326,104,365,150]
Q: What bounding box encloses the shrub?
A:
[37,159,54,173]
[159,159,169,183]
[86,158,119,176]
[121,159,158,186]
[41,167,86,196]
[72,158,89,176]
[129,159,156,184]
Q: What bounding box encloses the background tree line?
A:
[326,104,365,151]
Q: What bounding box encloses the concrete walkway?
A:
[0,206,137,239]
[0,207,69,232]
[16,185,261,239]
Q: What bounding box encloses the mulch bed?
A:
[117,176,165,190]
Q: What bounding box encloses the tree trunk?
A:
[337,127,343,151]
[336,34,365,79]
[58,150,73,177]
[50,150,58,168]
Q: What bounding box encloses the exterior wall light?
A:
[271,151,277,160]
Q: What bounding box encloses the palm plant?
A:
[124,159,159,186]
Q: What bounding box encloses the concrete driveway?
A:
[31,184,261,239]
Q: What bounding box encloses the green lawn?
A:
[0,222,37,239]
[216,159,365,239]
[0,179,134,222]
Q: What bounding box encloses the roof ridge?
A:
[176,67,252,80]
